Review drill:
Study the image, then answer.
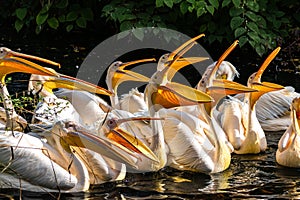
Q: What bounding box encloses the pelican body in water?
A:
[218,47,284,154]
[276,97,300,167]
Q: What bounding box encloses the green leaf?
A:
[47,17,59,29]
[36,12,48,25]
[66,11,77,22]
[164,0,173,8]
[35,25,42,34]
[245,11,257,22]
[248,39,256,48]
[66,24,73,32]
[16,8,27,20]
[208,0,219,9]
[120,21,132,31]
[247,31,260,42]
[232,0,241,7]
[117,31,130,40]
[199,24,207,32]
[246,22,259,32]
[14,19,23,32]
[222,0,231,8]
[102,5,114,13]
[58,15,66,22]
[76,17,86,28]
[40,5,50,14]
[188,6,194,12]
[234,27,246,37]
[229,7,243,17]
[256,16,266,28]
[230,16,244,30]
[156,0,164,7]
[56,0,68,9]
[239,35,247,47]
[197,7,206,17]
[80,8,93,21]
[118,14,136,23]
[132,28,144,41]
[180,1,189,14]
[246,1,259,12]
[256,44,265,57]
[206,5,214,15]
[275,11,285,18]
[173,0,182,3]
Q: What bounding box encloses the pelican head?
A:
[59,115,161,168]
[157,34,209,80]
[0,47,60,83]
[106,58,156,94]
[247,47,284,108]
[41,120,156,169]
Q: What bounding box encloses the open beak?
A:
[112,58,155,92]
[167,56,209,81]
[104,117,164,162]
[249,47,283,108]
[168,33,205,63]
[151,81,213,108]
[205,79,257,113]
[208,79,257,96]
[60,122,141,168]
[40,74,113,96]
[0,47,59,83]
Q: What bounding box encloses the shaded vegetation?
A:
[0,0,299,56]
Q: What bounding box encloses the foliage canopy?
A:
[1,0,299,56]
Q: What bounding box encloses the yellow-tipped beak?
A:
[102,116,163,162]
[41,74,113,96]
[167,57,209,81]
[0,57,59,83]
[61,128,140,168]
[255,47,281,81]
[112,58,155,92]
[168,33,205,62]
[209,79,257,95]
[105,128,158,162]
[210,40,239,78]
[152,81,213,108]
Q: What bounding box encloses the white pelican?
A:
[117,34,208,114]
[218,47,284,154]
[253,86,300,131]
[30,74,160,170]
[0,49,158,192]
[208,58,300,132]
[276,97,300,167]
[29,72,112,127]
[105,58,155,113]
[0,47,60,131]
[0,48,103,192]
[145,40,256,173]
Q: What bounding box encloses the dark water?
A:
[0,33,300,199]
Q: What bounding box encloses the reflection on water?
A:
[3,131,300,199]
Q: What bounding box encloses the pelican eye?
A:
[107,118,117,129]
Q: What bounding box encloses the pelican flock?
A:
[0,34,299,195]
